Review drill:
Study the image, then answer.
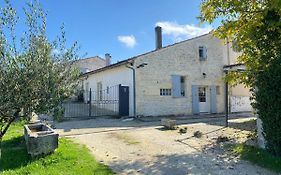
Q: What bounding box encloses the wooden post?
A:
[225,71,229,127]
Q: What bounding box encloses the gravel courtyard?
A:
[55,115,277,175]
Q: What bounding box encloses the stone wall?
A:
[74,56,106,73]
[134,34,227,116]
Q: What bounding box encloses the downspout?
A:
[133,67,136,117]
[126,62,136,118]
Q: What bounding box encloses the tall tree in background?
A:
[0,0,79,143]
[200,0,281,156]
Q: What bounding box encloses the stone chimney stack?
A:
[105,53,111,66]
[155,26,162,50]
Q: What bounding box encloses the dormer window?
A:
[199,46,207,61]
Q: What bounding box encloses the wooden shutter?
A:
[210,85,217,113]
[192,85,199,114]
[172,75,181,97]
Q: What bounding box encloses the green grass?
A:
[232,144,281,173]
[0,121,113,175]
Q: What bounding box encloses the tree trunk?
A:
[0,117,15,140]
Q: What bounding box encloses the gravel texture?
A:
[55,115,277,175]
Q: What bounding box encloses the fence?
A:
[64,85,129,118]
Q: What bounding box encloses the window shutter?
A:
[210,85,217,113]
[192,85,199,114]
[203,46,207,60]
[172,75,181,97]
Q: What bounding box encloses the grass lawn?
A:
[232,144,281,173]
[0,121,113,175]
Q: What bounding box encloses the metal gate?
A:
[64,84,129,118]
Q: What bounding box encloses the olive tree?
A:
[0,0,79,142]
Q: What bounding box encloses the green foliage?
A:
[1,122,113,175]
[200,0,281,156]
[53,106,64,122]
[255,56,281,156]
[0,0,80,138]
[232,144,281,173]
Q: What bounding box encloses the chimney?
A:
[155,26,162,50]
[105,53,111,66]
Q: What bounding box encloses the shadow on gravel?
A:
[55,113,255,133]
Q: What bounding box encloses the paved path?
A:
[55,115,277,175]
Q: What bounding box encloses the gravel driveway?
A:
[55,115,277,175]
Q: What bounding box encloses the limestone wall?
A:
[74,56,106,72]
[134,34,226,116]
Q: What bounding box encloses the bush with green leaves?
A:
[255,56,281,156]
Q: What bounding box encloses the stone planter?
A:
[24,123,59,157]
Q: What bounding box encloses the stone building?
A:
[81,27,252,117]
[73,55,108,73]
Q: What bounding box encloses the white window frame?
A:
[199,46,207,61]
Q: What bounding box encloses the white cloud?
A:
[155,21,213,42]
[117,35,137,48]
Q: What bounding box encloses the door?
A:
[119,85,129,116]
[198,87,209,113]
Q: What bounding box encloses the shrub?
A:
[254,56,281,156]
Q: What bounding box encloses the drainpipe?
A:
[126,62,148,118]
[132,67,136,118]
[126,62,136,118]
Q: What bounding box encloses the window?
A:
[160,89,171,96]
[199,46,207,61]
[198,87,206,102]
[97,82,102,100]
[85,82,89,102]
[172,75,186,97]
[180,76,185,96]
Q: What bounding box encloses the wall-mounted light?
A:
[202,73,206,78]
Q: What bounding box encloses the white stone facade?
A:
[134,34,226,116]
[83,65,134,116]
[82,33,252,117]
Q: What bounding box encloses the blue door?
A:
[119,85,129,116]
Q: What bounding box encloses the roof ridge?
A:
[82,32,213,77]
[76,56,105,62]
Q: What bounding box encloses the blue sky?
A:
[7,0,218,63]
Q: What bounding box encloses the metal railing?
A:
[63,85,120,118]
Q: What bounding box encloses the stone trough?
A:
[24,123,59,157]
